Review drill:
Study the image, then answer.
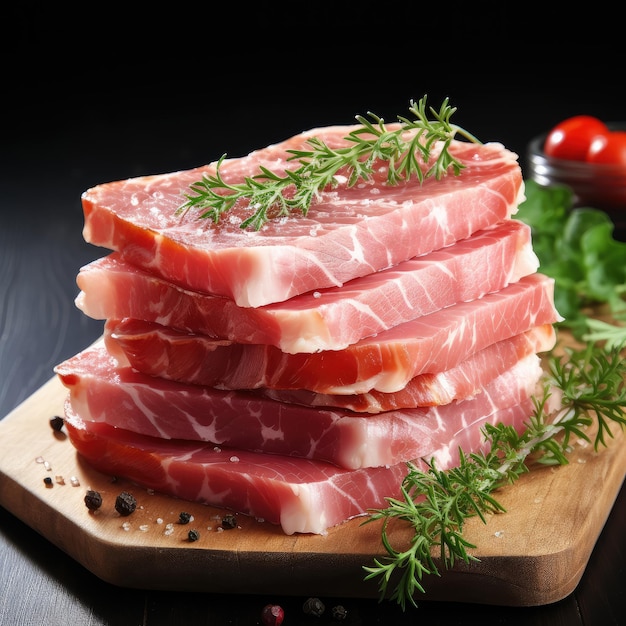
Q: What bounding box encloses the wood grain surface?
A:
[1,367,625,606]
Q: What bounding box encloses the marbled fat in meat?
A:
[81,125,524,307]
[76,219,538,353]
[63,392,535,535]
[103,273,562,394]
[56,341,543,470]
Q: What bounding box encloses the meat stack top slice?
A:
[81,125,524,307]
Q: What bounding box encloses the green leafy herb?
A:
[177,95,481,230]
[362,342,626,610]
[515,180,626,340]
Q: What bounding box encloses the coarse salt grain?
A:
[139,525,149,532]
[122,522,131,531]
[229,456,240,463]
[70,476,80,487]
[55,475,65,485]
[35,456,44,464]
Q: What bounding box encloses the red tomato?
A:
[543,115,609,161]
[587,131,626,165]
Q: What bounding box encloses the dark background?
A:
[2,4,626,625]
[3,3,624,186]
[2,3,623,416]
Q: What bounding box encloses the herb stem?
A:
[177,95,480,230]
[363,341,626,611]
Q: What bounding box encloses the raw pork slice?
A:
[104,273,561,395]
[56,341,542,470]
[63,392,534,535]
[77,220,538,353]
[81,125,524,307]
[106,322,555,412]
[261,325,555,411]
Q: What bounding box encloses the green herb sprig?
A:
[362,342,626,611]
[177,95,480,230]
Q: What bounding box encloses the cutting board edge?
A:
[1,371,625,605]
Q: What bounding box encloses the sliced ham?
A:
[63,391,534,535]
[76,220,538,353]
[103,273,561,395]
[81,126,524,307]
[261,325,556,411]
[55,341,542,470]
[59,118,558,536]
[106,322,555,412]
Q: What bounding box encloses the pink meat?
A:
[106,322,555,412]
[81,125,523,307]
[77,219,538,354]
[262,325,556,411]
[104,273,561,394]
[56,341,542,470]
[63,393,534,535]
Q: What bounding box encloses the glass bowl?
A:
[526,124,626,238]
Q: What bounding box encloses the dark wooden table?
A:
[2,69,626,623]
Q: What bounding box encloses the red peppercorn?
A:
[261,603,284,626]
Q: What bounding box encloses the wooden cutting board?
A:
[1,371,625,607]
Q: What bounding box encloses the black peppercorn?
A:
[178,511,192,524]
[221,514,237,529]
[49,416,64,432]
[115,491,137,516]
[188,529,200,542]
[84,489,103,510]
[331,604,348,621]
[303,597,325,617]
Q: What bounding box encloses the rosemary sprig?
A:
[362,341,626,611]
[176,95,481,230]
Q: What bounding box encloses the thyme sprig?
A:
[177,95,480,230]
[363,341,626,611]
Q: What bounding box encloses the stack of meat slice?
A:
[55,125,562,535]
